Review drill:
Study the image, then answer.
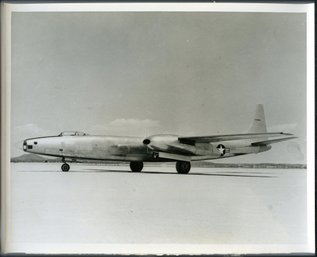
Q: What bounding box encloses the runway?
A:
[8,163,308,253]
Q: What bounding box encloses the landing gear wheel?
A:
[176,161,191,174]
[61,163,70,172]
[130,161,143,172]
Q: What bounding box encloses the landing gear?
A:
[176,161,191,174]
[130,161,143,172]
[61,163,70,172]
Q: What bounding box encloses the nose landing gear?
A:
[61,158,70,172]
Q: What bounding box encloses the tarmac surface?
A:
[8,163,309,254]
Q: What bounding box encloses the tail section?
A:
[247,104,268,142]
[246,104,296,146]
[248,104,267,134]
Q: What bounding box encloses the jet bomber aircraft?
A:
[23,105,296,173]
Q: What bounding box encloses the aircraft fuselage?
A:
[23,134,271,162]
[23,135,158,162]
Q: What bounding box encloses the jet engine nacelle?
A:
[143,134,198,155]
[143,134,179,151]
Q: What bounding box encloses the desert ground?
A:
[7,163,308,254]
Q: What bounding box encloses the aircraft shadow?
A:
[17,168,276,178]
[18,168,277,178]
[82,168,276,178]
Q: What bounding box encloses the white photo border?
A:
[1,2,315,254]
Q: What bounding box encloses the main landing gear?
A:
[61,163,70,172]
[129,161,191,174]
[130,161,143,172]
[176,161,191,174]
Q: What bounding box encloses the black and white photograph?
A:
[1,2,315,255]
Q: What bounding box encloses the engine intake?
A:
[143,139,151,145]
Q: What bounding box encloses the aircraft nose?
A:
[23,140,27,151]
[23,139,33,151]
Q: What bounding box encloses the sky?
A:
[11,11,307,163]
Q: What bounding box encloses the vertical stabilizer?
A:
[248,104,267,134]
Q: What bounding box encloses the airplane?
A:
[23,105,296,174]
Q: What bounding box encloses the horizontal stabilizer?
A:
[252,136,297,146]
[179,132,293,145]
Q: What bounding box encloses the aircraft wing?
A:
[251,136,297,146]
[179,132,293,145]
[165,144,194,155]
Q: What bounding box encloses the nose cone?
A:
[23,140,27,151]
[23,139,33,152]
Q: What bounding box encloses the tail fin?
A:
[248,104,267,134]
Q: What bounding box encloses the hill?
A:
[11,154,60,163]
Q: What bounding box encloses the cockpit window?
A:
[59,131,88,136]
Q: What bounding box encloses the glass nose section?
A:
[23,140,27,151]
[23,140,33,151]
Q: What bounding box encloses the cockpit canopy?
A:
[58,131,88,136]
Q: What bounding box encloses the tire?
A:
[130,161,143,172]
[176,161,191,174]
[61,163,70,172]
